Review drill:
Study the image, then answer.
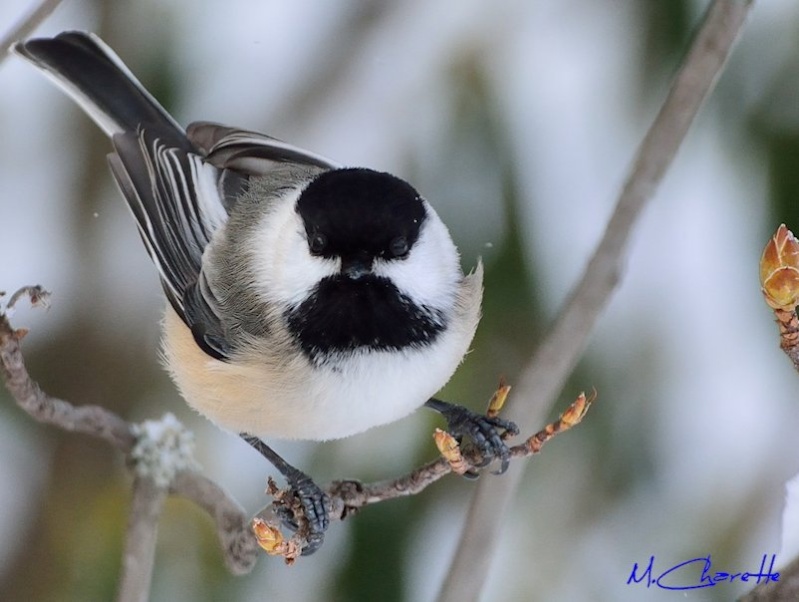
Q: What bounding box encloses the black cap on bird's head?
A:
[296,168,427,276]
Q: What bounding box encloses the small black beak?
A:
[341,255,373,280]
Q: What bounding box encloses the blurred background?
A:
[1,0,798,600]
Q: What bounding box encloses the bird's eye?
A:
[309,232,328,255]
[389,236,409,258]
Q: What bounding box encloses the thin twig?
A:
[337,391,593,509]
[0,288,258,574]
[258,392,595,558]
[0,0,65,63]
[773,309,799,369]
[170,470,259,575]
[437,2,755,600]
[0,302,136,451]
[116,475,167,602]
[6,284,50,312]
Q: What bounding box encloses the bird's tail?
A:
[14,31,184,140]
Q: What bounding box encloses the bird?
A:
[15,31,518,554]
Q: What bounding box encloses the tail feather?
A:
[15,31,217,342]
[14,31,184,140]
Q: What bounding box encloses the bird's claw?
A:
[432,400,519,476]
[277,468,331,556]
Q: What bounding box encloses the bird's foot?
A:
[425,398,519,478]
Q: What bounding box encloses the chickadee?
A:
[16,31,517,553]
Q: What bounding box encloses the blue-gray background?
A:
[1,1,798,600]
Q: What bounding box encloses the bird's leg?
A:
[240,433,330,555]
[424,398,519,478]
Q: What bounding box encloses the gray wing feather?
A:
[17,32,230,359]
[109,130,226,307]
[187,122,339,210]
[188,121,338,171]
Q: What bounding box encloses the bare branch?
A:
[259,392,595,558]
[771,309,799,370]
[437,2,755,599]
[0,291,136,451]
[116,475,167,602]
[6,284,50,312]
[0,0,65,64]
[0,287,259,576]
[334,391,593,510]
[170,471,259,575]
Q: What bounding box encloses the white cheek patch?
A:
[248,189,338,307]
[373,204,461,310]
[249,194,461,312]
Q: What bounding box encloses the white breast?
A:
[160,265,481,441]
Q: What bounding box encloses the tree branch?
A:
[437,1,755,599]
[117,475,167,602]
[0,288,136,451]
[0,288,260,595]
[328,391,593,511]
[251,390,593,560]
[169,470,259,575]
